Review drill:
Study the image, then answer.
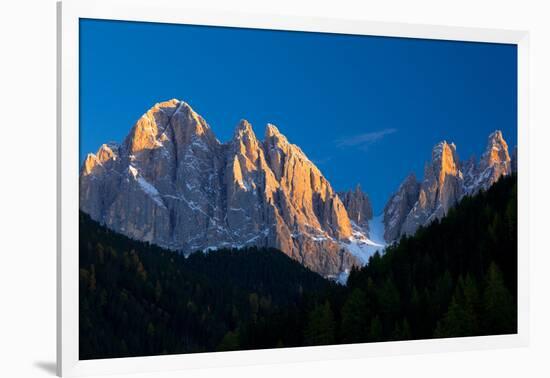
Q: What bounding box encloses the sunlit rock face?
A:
[263,124,353,241]
[339,185,373,231]
[475,131,512,191]
[383,131,514,242]
[463,131,512,195]
[400,141,463,237]
[80,99,358,277]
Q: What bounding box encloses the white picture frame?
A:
[57,0,530,376]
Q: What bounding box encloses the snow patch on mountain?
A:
[127,165,166,208]
[341,214,386,265]
[136,177,163,205]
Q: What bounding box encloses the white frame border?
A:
[57,0,530,376]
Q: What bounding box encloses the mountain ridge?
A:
[80,98,516,277]
[80,99,362,278]
[383,130,514,242]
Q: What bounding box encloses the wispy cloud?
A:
[335,128,397,150]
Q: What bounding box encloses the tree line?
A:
[80,175,517,359]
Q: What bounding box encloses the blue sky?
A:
[80,19,517,214]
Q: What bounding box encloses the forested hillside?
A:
[80,175,517,359]
[344,174,517,341]
[79,212,335,359]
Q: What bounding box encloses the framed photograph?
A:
[57,0,529,376]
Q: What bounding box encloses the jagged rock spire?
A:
[383,173,420,242]
[339,185,373,230]
[383,130,513,242]
[477,130,512,190]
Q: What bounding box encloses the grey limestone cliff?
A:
[80,99,359,277]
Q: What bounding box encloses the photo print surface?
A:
[79,18,518,359]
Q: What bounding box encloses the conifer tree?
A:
[340,288,369,343]
[483,262,515,334]
[304,301,336,345]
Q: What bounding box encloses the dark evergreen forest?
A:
[80,175,517,359]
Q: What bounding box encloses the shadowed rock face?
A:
[382,174,420,242]
[80,99,358,277]
[511,146,518,173]
[383,131,515,242]
[339,185,373,231]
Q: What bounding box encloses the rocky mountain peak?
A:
[96,143,118,162]
[430,141,461,186]
[479,130,511,179]
[227,120,268,195]
[159,98,181,107]
[82,153,100,176]
[483,131,510,162]
[81,143,119,176]
[487,129,506,145]
[402,173,418,187]
[462,130,512,194]
[234,119,255,137]
[263,123,292,181]
[80,100,360,278]
[264,123,290,151]
[339,185,373,230]
[384,130,514,242]
[123,99,218,155]
[232,120,261,159]
[399,140,464,238]
[382,173,420,242]
[265,123,283,138]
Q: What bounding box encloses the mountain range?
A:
[80,99,515,278]
[383,130,515,242]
